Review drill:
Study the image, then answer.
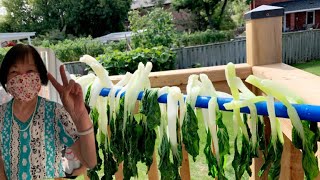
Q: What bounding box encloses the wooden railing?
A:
[105,5,320,180]
[51,5,319,180]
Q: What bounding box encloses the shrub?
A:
[176,29,235,47]
[0,47,10,65]
[33,36,127,62]
[97,46,176,75]
[129,8,176,49]
[47,37,105,62]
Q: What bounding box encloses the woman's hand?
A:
[47,65,88,129]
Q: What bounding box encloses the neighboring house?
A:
[251,0,320,31]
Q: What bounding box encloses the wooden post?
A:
[245,5,305,180]
[245,5,284,180]
[245,5,284,66]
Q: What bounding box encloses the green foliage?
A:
[39,37,123,62]
[258,137,283,179]
[129,8,176,48]
[292,121,319,180]
[97,46,176,75]
[110,97,125,164]
[0,0,132,37]
[182,104,200,161]
[172,0,235,30]
[49,37,105,62]
[232,135,252,180]
[32,29,77,47]
[140,89,161,129]
[139,89,161,170]
[87,107,103,179]
[230,0,250,27]
[0,47,10,65]
[158,135,182,180]
[177,29,234,46]
[203,111,229,179]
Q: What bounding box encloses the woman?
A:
[0,44,97,179]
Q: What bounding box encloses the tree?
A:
[230,0,250,27]
[172,0,234,30]
[128,7,176,48]
[0,0,132,37]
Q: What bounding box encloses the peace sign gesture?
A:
[47,65,88,125]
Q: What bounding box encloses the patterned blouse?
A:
[0,96,79,180]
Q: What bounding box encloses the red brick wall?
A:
[252,0,290,9]
[315,10,320,28]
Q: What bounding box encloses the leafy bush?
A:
[32,29,77,47]
[33,36,127,62]
[0,47,10,65]
[97,46,176,75]
[129,8,176,49]
[47,37,105,62]
[176,29,235,47]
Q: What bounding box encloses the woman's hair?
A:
[0,44,48,90]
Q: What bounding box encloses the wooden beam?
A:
[110,64,252,93]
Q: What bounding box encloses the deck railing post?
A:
[245,5,306,180]
[245,5,284,180]
[245,5,284,66]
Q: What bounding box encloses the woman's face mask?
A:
[7,72,41,102]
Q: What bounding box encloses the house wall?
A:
[316,10,320,28]
[286,13,291,30]
[295,12,306,30]
[251,0,289,9]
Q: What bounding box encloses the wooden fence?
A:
[175,29,320,68]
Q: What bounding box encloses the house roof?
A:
[95,31,132,43]
[271,0,320,13]
[131,0,171,9]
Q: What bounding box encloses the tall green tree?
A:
[172,0,233,30]
[0,0,132,37]
[128,7,176,48]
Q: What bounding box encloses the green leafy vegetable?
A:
[139,88,161,171]
[258,137,283,179]
[100,132,118,180]
[158,134,182,180]
[182,104,200,161]
[110,97,125,164]
[87,108,102,179]
[232,135,252,180]
[203,111,229,179]
[140,89,161,129]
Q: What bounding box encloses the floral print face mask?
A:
[7,72,41,102]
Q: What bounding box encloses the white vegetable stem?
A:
[225,63,249,140]
[167,86,183,157]
[122,62,152,135]
[80,55,113,136]
[246,75,305,148]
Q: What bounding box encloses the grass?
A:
[292,59,320,76]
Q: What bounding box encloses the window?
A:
[307,11,315,25]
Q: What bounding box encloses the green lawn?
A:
[292,59,320,75]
